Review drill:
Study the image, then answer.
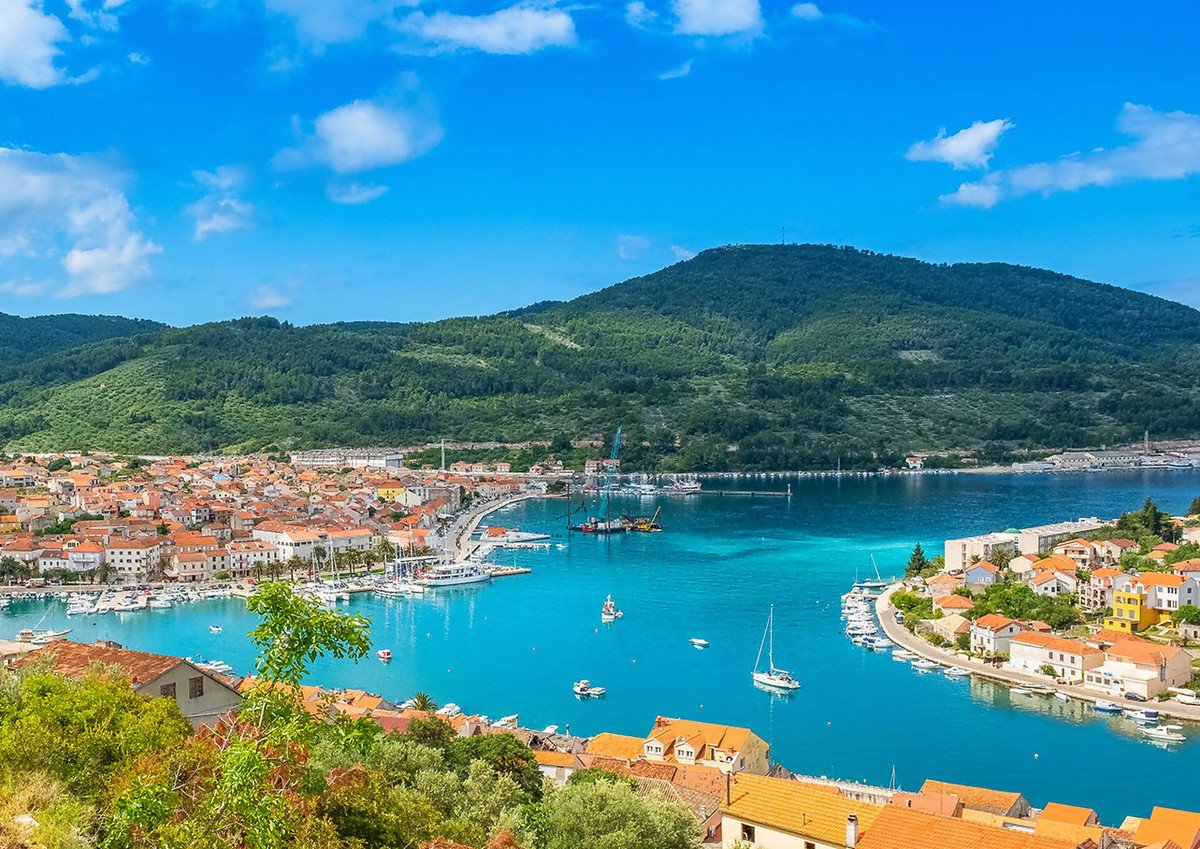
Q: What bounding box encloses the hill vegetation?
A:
[2,245,1199,469]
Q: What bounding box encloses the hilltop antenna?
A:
[780,226,785,245]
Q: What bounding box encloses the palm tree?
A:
[410,692,438,712]
[313,546,328,579]
[94,560,115,585]
[0,556,21,585]
[287,556,304,582]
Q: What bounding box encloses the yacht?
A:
[436,703,462,718]
[751,604,800,691]
[494,714,519,729]
[573,679,607,698]
[601,594,623,623]
[148,596,173,609]
[419,562,492,588]
[1141,725,1186,743]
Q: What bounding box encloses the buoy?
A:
[632,659,637,663]
[1034,753,1039,759]
[594,628,598,633]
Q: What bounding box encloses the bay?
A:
[5,469,1200,822]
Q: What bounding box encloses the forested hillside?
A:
[0,312,163,368]
[3,245,1199,469]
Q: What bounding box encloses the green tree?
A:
[448,733,543,799]
[905,543,929,577]
[409,691,438,712]
[245,583,371,687]
[1189,497,1200,517]
[533,776,699,849]
[1175,604,1200,626]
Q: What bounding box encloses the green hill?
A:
[3,245,1199,469]
[0,311,164,367]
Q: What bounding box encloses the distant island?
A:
[3,244,1200,470]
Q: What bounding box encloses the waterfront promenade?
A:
[875,583,1200,723]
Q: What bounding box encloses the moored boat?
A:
[1141,724,1186,743]
[689,637,710,648]
[573,679,606,698]
[377,649,392,662]
[419,562,492,588]
[751,604,800,691]
[1093,700,1123,713]
[600,594,623,623]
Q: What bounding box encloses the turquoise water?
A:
[6,470,1200,821]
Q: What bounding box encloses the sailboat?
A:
[751,604,800,691]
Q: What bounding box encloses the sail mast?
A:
[767,604,775,671]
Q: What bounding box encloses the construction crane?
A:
[575,427,627,534]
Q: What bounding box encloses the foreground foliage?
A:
[0,585,700,849]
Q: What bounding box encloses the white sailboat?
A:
[751,604,800,691]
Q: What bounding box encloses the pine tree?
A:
[906,543,929,577]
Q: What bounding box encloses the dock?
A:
[489,567,532,578]
[698,487,791,497]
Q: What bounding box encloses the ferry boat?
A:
[573,679,606,698]
[376,649,393,662]
[419,562,492,588]
[601,594,623,623]
[751,604,800,691]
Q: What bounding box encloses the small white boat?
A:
[209,625,222,634]
[148,597,173,609]
[573,679,607,698]
[1094,700,1123,713]
[1010,687,1032,696]
[910,659,938,671]
[1141,724,1186,743]
[436,703,462,717]
[944,666,971,678]
[542,725,559,734]
[892,649,915,660]
[494,714,519,729]
[377,649,392,662]
[600,594,623,623]
[1054,692,1070,703]
[195,659,233,674]
[689,637,710,648]
[1124,708,1161,722]
[866,636,893,650]
[1028,685,1054,696]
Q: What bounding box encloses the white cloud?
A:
[326,181,389,204]
[672,0,761,36]
[66,0,130,31]
[127,51,149,65]
[276,99,443,174]
[906,118,1013,170]
[670,244,696,260]
[402,5,576,54]
[0,147,159,296]
[942,104,1200,208]
[624,0,656,27]
[616,234,651,261]
[263,0,413,48]
[247,285,293,309]
[789,2,872,27]
[658,58,692,80]
[0,0,69,88]
[186,166,253,240]
[790,2,820,19]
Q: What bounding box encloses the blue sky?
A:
[0,0,1197,326]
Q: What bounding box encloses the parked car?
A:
[1124,692,1148,702]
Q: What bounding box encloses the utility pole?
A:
[441,438,446,472]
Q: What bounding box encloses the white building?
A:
[943,532,1018,572]
[1017,518,1108,556]
[1006,633,1103,682]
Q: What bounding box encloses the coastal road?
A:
[875,584,1200,724]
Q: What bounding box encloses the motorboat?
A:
[194,659,233,675]
[944,666,971,678]
[850,635,868,647]
[1028,685,1055,696]
[419,562,492,588]
[689,638,710,648]
[892,649,915,660]
[866,636,893,650]
[1124,708,1161,722]
[493,714,519,729]
[148,596,173,609]
[1093,700,1123,713]
[1141,725,1186,743]
[209,625,222,634]
[601,594,623,623]
[436,703,463,717]
[751,604,800,691]
[1054,692,1070,703]
[573,679,607,698]
[1010,687,1032,696]
[910,659,939,671]
[542,725,559,734]
[377,649,393,662]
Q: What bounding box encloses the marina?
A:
[4,470,1200,821]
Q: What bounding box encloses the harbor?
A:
[6,469,1200,821]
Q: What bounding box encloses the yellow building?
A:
[1104,588,1157,633]
[0,515,19,532]
[375,486,403,503]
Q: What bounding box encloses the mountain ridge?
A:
[2,244,1198,468]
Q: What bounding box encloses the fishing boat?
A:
[1141,724,1186,743]
[376,649,392,662]
[209,625,222,634]
[910,659,938,671]
[751,604,800,691]
[1094,700,1123,713]
[689,638,710,648]
[573,679,607,698]
[419,561,492,588]
[600,594,623,623]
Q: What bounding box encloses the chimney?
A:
[846,814,859,848]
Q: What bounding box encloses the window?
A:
[160,682,176,698]
[805,843,816,849]
[189,676,204,699]
[740,824,755,842]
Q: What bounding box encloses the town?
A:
[868,504,1200,726]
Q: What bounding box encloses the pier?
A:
[697,486,792,497]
